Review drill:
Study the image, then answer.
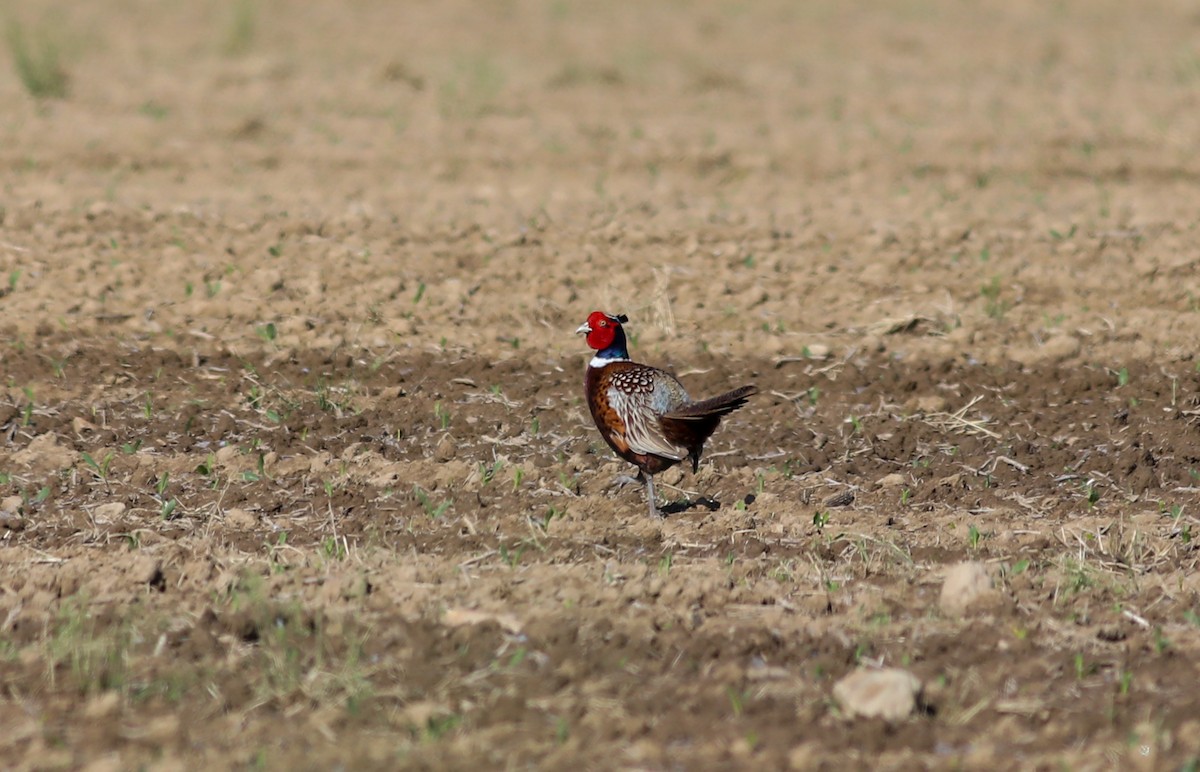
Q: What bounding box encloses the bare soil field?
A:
[3,0,1200,769]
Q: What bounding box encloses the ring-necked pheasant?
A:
[576,311,757,518]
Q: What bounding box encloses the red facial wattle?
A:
[583,311,619,351]
[586,324,616,351]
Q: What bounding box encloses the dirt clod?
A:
[83,693,121,720]
[434,434,456,462]
[223,508,257,530]
[13,433,78,474]
[94,502,126,521]
[939,561,998,616]
[833,668,922,721]
[130,557,163,587]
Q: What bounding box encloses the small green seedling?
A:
[414,485,450,518]
[81,451,114,482]
[434,402,451,430]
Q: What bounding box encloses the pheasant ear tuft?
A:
[614,314,629,324]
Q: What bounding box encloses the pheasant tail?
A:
[663,385,758,420]
[661,385,757,473]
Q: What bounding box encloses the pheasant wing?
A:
[606,384,689,461]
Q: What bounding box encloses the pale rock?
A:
[876,472,906,488]
[915,395,947,413]
[394,701,452,729]
[433,460,471,488]
[83,692,121,719]
[442,607,522,634]
[131,556,162,585]
[729,735,757,759]
[224,508,257,530]
[787,742,822,769]
[833,668,922,721]
[939,474,972,492]
[214,445,240,464]
[939,561,998,615]
[94,502,126,521]
[1,495,22,515]
[1010,334,1081,366]
[13,432,79,474]
[936,225,970,243]
[434,433,456,462]
[1039,334,1081,361]
[369,468,402,487]
[387,317,415,337]
[309,451,333,474]
[758,336,786,357]
[272,455,312,476]
[804,343,831,360]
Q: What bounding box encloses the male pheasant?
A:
[576,311,756,518]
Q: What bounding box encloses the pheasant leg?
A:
[643,472,661,519]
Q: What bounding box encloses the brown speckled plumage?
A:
[577,311,756,517]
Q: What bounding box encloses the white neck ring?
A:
[589,354,629,368]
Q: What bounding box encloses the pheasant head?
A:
[576,311,630,363]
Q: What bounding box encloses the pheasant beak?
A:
[575,322,591,335]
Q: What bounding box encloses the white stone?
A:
[833,668,922,721]
[939,561,998,615]
[94,502,126,521]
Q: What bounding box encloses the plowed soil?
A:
[3,1,1200,769]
